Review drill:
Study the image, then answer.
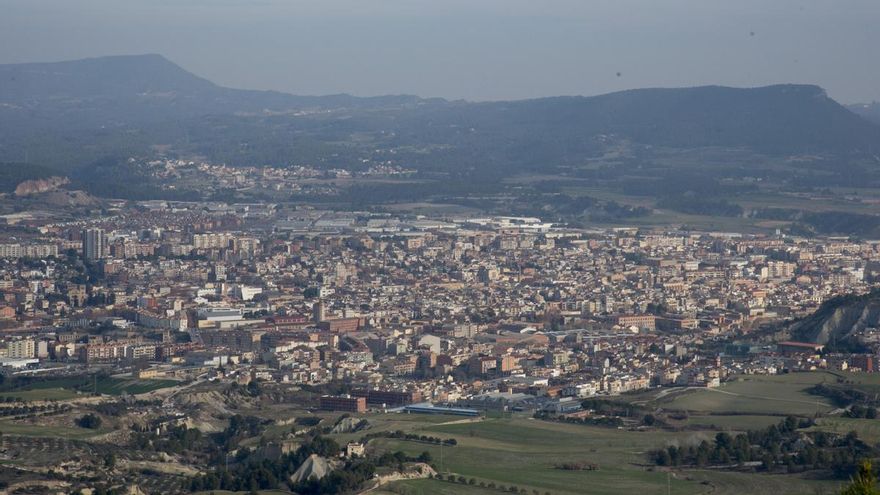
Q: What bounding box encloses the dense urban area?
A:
[3,189,880,495]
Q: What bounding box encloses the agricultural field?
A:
[631,372,840,416]
[192,491,291,495]
[93,377,181,395]
[0,375,180,398]
[355,373,875,495]
[363,416,843,495]
[376,478,497,494]
[0,418,108,439]
[0,387,80,401]
[381,473,842,495]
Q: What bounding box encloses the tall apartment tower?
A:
[313,301,325,323]
[82,228,106,260]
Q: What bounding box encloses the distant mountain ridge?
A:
[0,53,425,106]
[1,54,879,172]
[0,54,215,99]
[0,54,427,133]
[406,84,880,154]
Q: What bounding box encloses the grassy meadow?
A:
[0,375,180,399]
[348,372,880,495]
[359,416,843,495]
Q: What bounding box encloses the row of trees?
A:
[846,405,879,419]
[810,383,878,408]
[0,403,71,418]
[433,472,551,495]
[375,450,432,468]
[360,429,457,446]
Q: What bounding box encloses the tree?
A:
[246,380,262,397]
[656,449,671,466]
[840,460,879,495]
[714,432,733,450]
[76,413,102,429]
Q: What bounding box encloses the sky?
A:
[1,0,878,103]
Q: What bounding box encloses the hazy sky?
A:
[2,0,878,102]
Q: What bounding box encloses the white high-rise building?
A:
[83,228,106,260]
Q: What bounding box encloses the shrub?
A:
[76,413,102,429]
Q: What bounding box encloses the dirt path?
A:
[431,417,485,427]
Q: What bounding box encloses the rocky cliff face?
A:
[789,291,880,344]
[14,176,69,196]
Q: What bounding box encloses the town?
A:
[3,201,876,390]
[2,199,880,492]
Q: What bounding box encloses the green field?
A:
[362,416,841,495]
[384,472,843,495]
[376,478,497,494]
[0,376,180,398]
[93,377,180,395]
[0,418,107,439]
[373,418,701,495]
[638,373,837,416]
[0,388,80,401]
[193,491,291,495]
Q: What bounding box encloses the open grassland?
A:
[1,376,180,398]
[376,478,499,494]
[0,418,106,439]
[330,412,476,445]
[635,373,838,416]
[384,474,842,495]
[374,418,702,495]
[193,491,291,495]
[93,377,180,395]
[0,388,80,401]
[367,416,840,495]
[682,471,842,495]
